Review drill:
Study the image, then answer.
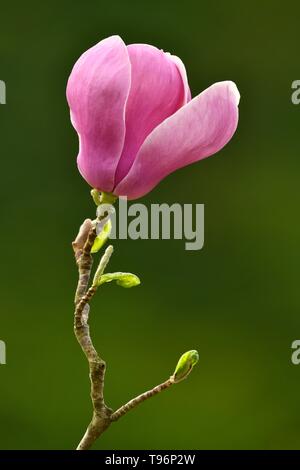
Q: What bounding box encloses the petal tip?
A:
[211,81,240,106]
[226,80,240,106]
[107,34,125,45]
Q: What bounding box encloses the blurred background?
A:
[1,0,300,450]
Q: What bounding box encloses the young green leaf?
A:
[91,219,112,253]
[172,350,199,383]
[96,272,141,288]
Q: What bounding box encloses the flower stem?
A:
[73,214,113,450]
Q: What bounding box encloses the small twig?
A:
[93,245,114,284]
[111,378,174,422]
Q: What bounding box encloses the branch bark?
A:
[73,222,113,450]
[111,378,174,422]
[72,209,188,450]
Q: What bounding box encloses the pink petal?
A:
[167,53,191,104]
[115,81,240,199]
[114,44,187,186]
[66,35,131,192]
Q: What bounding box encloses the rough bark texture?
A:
[73,223,113,450]
[111,379,174,422]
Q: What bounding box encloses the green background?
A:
[1,0,300,450]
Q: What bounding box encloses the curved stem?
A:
[73,224,113,450]
[111,378,174,422]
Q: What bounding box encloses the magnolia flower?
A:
[67,35,240,200]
